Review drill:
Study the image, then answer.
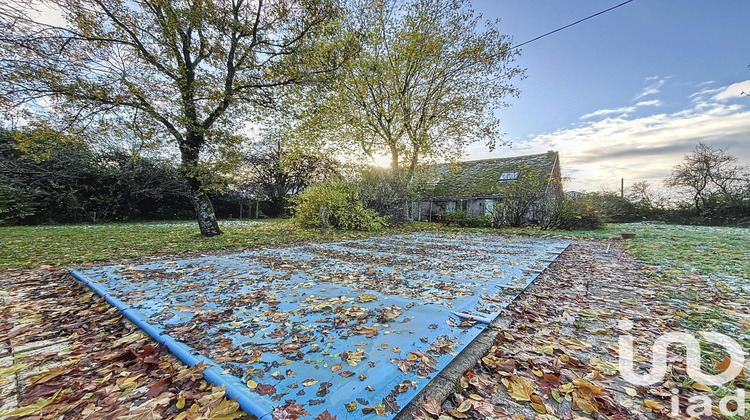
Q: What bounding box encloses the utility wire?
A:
[509,0,635,51]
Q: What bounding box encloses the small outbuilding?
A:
[412,151,563,224]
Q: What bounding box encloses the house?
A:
[411,151,563,224]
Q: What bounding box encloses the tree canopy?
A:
[304,0,524,176]
[1,0,354,235]
[242,130,339,216]
[667,142,749,217]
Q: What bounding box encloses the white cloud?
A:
[635,100,662,107]
[690,86,724,102]
[634,76,671,100]
[31,2,67,27]
[712,80,750,101]
[579,99,661,120]
[469,79,750,193]
[531,103,750,192]
[580,106,636,120]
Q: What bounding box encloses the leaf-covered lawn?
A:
[4,219,748,285]
[415,239,749,419]
[1,222,748,419]
[0,219,422,271]
[0,270,246,419]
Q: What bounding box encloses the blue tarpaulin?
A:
[72,233,569,419]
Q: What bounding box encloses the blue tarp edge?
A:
[69,269,272,420]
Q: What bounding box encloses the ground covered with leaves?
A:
[1,225,748,419]
[0,269,247,419]
[414,239,748,420]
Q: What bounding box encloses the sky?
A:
[465,0,750,192]
[26,0,750,194]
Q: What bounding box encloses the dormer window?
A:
[498,171,519,181]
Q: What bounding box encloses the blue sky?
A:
[466,0,750,192]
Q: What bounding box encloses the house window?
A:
[498,171,519,181]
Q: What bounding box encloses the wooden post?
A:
[428,201,433,223]
[621,178,624,198]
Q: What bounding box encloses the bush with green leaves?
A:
[292,180,386,231]
[0,185,36,225]
[545,196,604,230]
[441,210,491,227]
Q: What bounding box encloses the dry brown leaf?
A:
[420,397,442,417]
[505,374,535,402]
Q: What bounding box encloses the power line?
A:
[509,0,636,51]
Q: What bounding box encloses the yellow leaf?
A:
[302,379,319,387]
[692,382,712,392]
[456,399,473,412]
[209,398,241,417]
[589,357,618,376]
[0,363,27,378]
[624,386,638,397]
[176,395,185,409]
[447,409,468,418]
[112,332,144,348]
[505,374,534,402]
[643,399,664,411]
[530,402,546,414]
[245,380,257,389]
[3,389,60,417]
[574,395,599,413]
[357,294,378,303]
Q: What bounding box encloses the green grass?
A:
[2,219,749,284]
[3,219,747,415]
[602,222,750,285]
[0,219,379,270]
[0,219,459,270]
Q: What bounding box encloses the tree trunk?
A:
[190,186,222,236]
[389,145,399,172]
[407,146,419,181]
[180,138,222,237]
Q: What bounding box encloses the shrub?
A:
[491,164,551,227]
[584,192,639,223]
[545,196,604,230]
[292,180,386,231]
[357,167,410,223]
[0,185,36,225]
[441,210,492,227]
